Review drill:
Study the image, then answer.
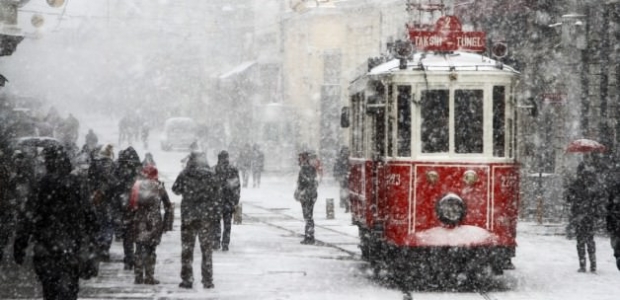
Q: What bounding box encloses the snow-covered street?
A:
[3,117,620,300]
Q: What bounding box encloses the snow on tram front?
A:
[342,8,521,286]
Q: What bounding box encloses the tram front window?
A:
[493,86,506,157]
[421,90,449,153]
[455,90,483,153]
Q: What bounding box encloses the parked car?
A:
[160,117,198,151]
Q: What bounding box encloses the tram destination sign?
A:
[408,16,486,52]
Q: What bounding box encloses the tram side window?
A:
[387,86,394,156]
[397,86,411,157]
[351,93,364,158]
[421,90,449,153]
[455,90,483,154]
[493,86,506,157]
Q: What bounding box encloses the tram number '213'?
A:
[500,173,517,191]
[387,173,401,186]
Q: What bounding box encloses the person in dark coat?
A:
[85,129,98,151]
[213,150,241,251]
[142,152,156,168]
[333,146,350,212]
[0,151,12,260]
[237,143,252,188]
[296,151,319,245]
[0,151,34,260]
[128,165,172,284]
[567,161,601,273]
[250,144,264,188]
[172,151,220,289]
[606,158,620,272]
[13,145,99,300]
[112,146,142,270]
[87,144,116,262]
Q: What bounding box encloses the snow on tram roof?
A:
[369,51,519,75]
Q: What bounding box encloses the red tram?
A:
[343,7,520,285]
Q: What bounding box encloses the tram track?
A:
[244,202,507,300]
[242,202,361,259]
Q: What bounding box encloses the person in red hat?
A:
[128,164,173,284]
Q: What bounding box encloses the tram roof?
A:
[368,51,519,75]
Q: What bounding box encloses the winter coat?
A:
[215,160,241,213]
[567,166,602,237]
[237,145,252,170]
[250,149,264,172]
[607,180,620,237]
[14,149,99,264]
[172,153,220,222]
[129,177,172,245]
[85,130,98,149]
[296,162,318,203]
[112,147,142,214]
[332,153,349,181]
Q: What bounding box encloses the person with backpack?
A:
[213,150,241,251]
[128,165,172,285]
[172,151,220,289]
[295,151,319,245]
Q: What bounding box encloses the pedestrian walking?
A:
[606,157,620,272]
[0,151,12,260]
[333,146,350,212]
[142,152,156,167]
[0,151,34,260]
[13,145,99,300]
[250,144,264,188]
[85,129,98,152]
[295,151,319,245]
[566,161,601,273]
[238,143,251,188]
[88,144,116,262]
[213,150,241,251]
[112,146,142,270]
[128,165,173,285]
[140,122,150,149]
[172,151,220,289]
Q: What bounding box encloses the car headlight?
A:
[436,193,466,226]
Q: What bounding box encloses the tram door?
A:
[367,82,388,227]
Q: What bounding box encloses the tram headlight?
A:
[463,170,478,186]
[436,193,466,226]
[426,170,439,184]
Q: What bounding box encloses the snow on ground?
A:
[2,114,620,299]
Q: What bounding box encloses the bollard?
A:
[233,203,243,224]
[326,198,335,219]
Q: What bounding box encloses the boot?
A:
[578,258,586,273]
[133,259,144,284]
[577,244,586,272]
[144,254,159,285]
[616,258,620,271]
[589,252,597,273]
